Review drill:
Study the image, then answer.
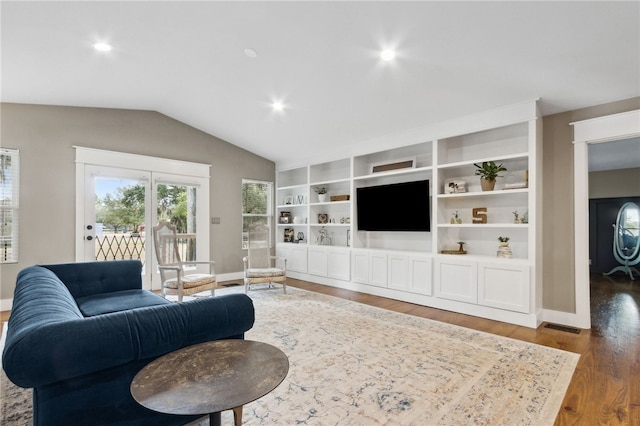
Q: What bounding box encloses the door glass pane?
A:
[95,178,146,263]
[157,184,197,262]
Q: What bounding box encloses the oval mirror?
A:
[604,202,640,280]
[617,202,640,260]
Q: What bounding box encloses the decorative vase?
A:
[480,178,496,191]
[497,242,512,258]
[318,194,327,202]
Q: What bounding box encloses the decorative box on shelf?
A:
[330,194,350,202]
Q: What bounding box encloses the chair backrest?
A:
[247,222,270,269]
[152,222,182,267]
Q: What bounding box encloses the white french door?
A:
[76,147,211,290]
[81,165,153,287]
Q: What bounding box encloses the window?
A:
[242,179,273,249]
[1,148,19,263]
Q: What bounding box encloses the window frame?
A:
[241,179,273,249]
[1,148,19,263]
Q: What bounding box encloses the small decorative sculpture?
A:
[450,211,462,224]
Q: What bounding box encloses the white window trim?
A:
[242,179,274,249]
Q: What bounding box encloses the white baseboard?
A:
[542,308,590,330]
[1,299,13,312]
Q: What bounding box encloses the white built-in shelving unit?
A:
[276,100,542,327]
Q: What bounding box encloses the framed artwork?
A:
[284,195,294,205]
[317,213,328,224]
[284,228,295,243]
[444,179,466,194]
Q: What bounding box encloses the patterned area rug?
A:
[1,286,579,425]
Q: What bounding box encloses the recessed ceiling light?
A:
[380,49,396,61]
[93,42,112,52]
[244,48,258,58]
[272,101,285,111]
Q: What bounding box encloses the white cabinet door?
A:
[307,246,328,277]
[327,247,350,281]
[478,262,530,313]
[434,257,478,304]
[289,244,308,273]
[351,250,370,284]
[276,244,292,270]
[409,256,432,296]
[388,253,432,295]
[369,252,388,288]
[388,253,409,291]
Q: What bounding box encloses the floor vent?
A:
[544,323,581,334]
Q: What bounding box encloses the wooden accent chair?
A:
[243,222,286,293]
[152,222,217,302]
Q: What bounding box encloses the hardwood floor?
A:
[1,273,638,424]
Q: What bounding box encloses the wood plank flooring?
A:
[1,273,638,424]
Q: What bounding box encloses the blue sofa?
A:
[2,260,255,425]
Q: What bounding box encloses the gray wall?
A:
[0,103,275,300]
[541,97,640,313]
[3,98,640,317]
[589,168,640,199]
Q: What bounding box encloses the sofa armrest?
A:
[42,260,143,299]
[2,293,255,388]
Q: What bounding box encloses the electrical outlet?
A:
[211,217,221,224]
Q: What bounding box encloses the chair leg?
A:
[283,279,287,294]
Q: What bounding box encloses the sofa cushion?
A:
[76,289,171,317]
[43,260,143,299]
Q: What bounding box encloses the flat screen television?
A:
[356,180,430,232]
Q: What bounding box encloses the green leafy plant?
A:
[498,236,510,242]
[314,186,328,194]
[474,161,507,181]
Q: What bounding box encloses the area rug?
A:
[1,287,579,425]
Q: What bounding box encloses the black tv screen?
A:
[356,180,430,232]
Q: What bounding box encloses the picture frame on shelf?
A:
[317,213,328,224]
[444,178,466,194]
[284,195,293,205]
[283,228,294,243]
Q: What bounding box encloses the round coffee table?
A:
[131,339,289,426]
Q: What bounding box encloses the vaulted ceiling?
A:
[2,1,639,169]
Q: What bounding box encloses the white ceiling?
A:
[2,1,639,170]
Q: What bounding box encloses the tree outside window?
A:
[242,180,272,249]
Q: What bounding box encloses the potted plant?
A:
[498,236,510,247]
[314,186,328,202]
[474,161,507,191]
